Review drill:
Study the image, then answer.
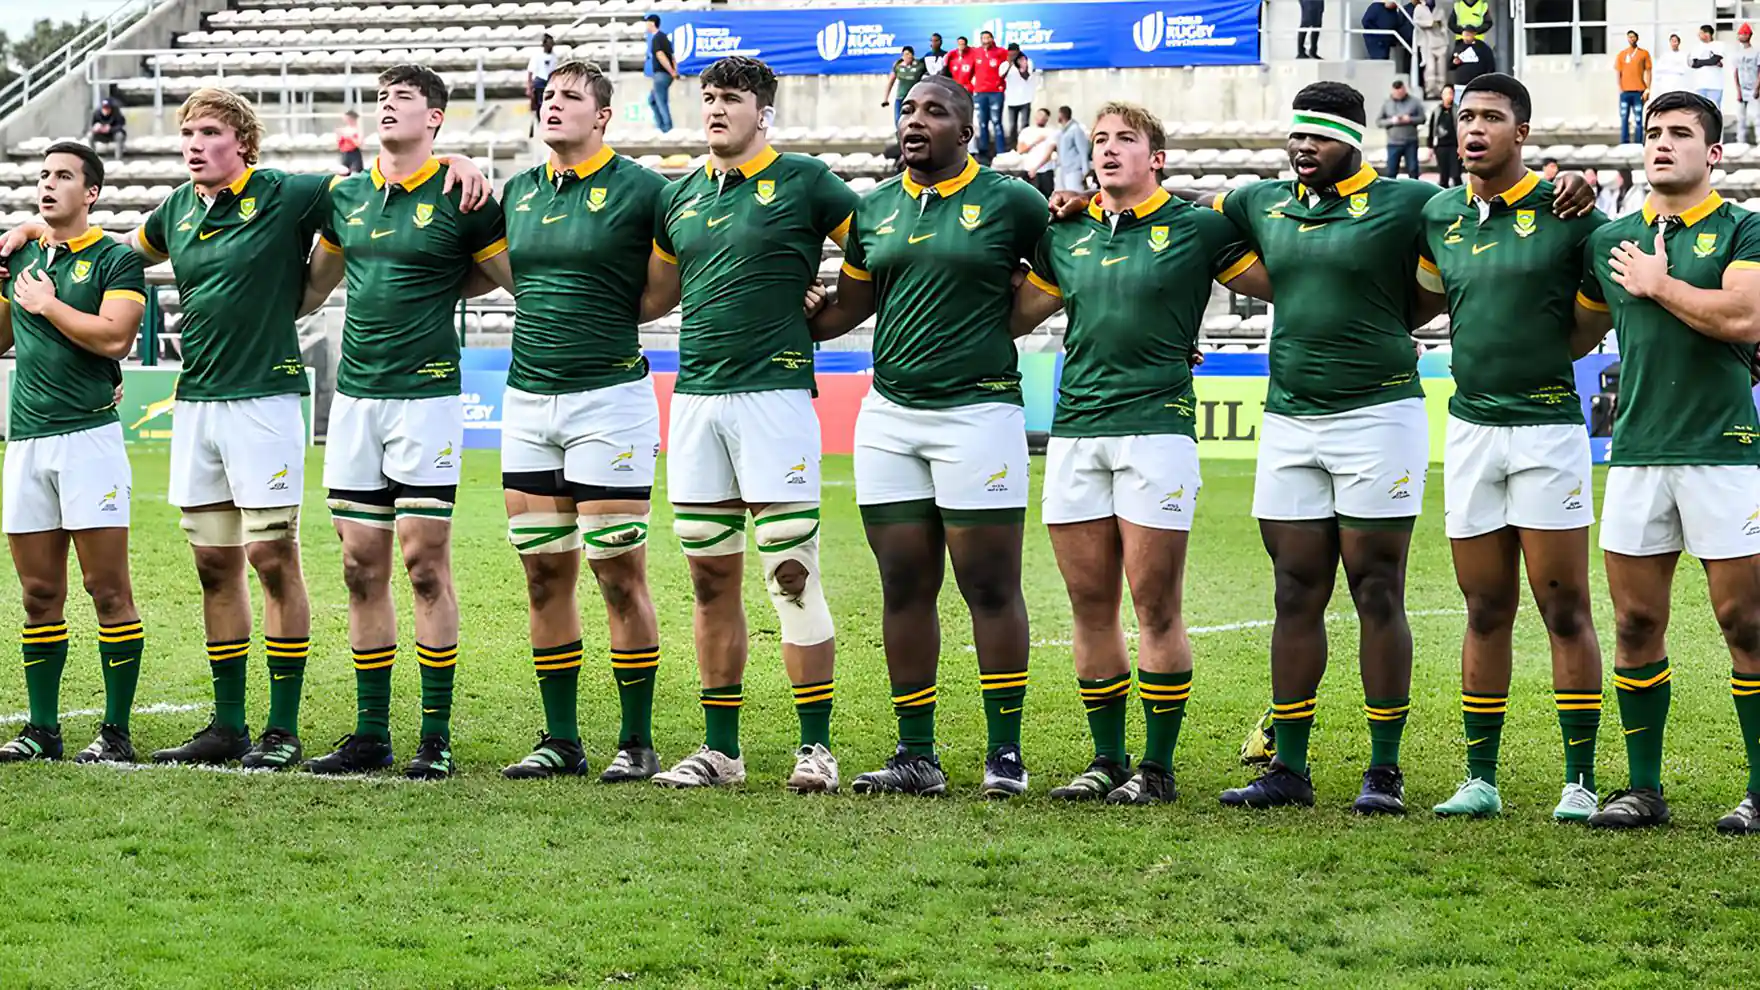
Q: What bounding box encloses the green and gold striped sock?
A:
[1272,695,1317,775]
[1462,691,1507,785]
[1078,672,1131,764]
[1138,669,1191,768]
[793,679,833,749]
[611,646,659,747]
[534,640,583,743]
[980,668,1029,751]
[97,620,144,732]
[1365,695,1412,767]
[417,643,458,739]
[893,681,937,756]
[702,683,743,758]
[1556,688,1601,792]
[1614,658,1671,791]
[352,645,395,742]
[1732,671,1760,793]
[208,638,250,733]
[264,636,309,734]
[21,622,69,730]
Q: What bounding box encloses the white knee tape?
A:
[674,510,747,557]
[241,505,300,543]
[180,508,245,547]
[755,503,834,646]
[327,499,395,531]
[581,512,649,560]
[394,497,454,523]
[509,511,581,555]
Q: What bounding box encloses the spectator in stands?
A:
[1016,106,1057,195]
[1615,31,1651,146]
[922,34,950,77]
[947,36,976,91]
[1054,105,1089,191]
[1296,0,1324,59]
[89,98,126,161]
[1451,25,1495,86]
[1003,46,1036,151]
[1361,2,1403,62]
[1692,25,1726,112]
[1653,34,1690,97]
[1594,167,1640,218]
[1540,156,1559,181]
[1378,78,1424,178]
[1449,0,1490,42]
[1428,84,1459,186]
[1411,0,1450,98]
[526,33,557,137]
[644,14,679,132]
[881,46,927,126]
[1737,25,1760,144]
[970,30,1009,163]
[336,109,364,174]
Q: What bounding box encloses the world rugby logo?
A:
[674,22,696,61]
[817,20,847,61]
[977,18,1004,42]
[1132,12,1165,52]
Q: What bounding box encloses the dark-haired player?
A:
[0,143,147,764]
[300,64,510,780]
[1012,101,1266,804]
[641,56,858,792]
[1580,91,1760,833]
[1417,73,1612,821]
[809,75,1048,797]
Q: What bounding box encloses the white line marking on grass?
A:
[965,608,1467,651]
[0,701,205,726]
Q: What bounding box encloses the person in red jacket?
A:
[970,30,1009,163]
[946,35,977,91]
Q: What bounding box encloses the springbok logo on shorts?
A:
[611,448,635,472]
[1563,479,1584,511]
[433,442,455,469]
[1745,506,1760,538]
[1347,192,1370,218]
[268,464,290,492]
[413,203,436,229]
[1161,486,1185,512]
[985,465,1010,492]
[99,487,120,512]
[786,459,808,486]
[1387,471,1412,500]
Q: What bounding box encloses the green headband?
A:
[1290,110,1365,150]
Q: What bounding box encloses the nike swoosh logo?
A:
[1568,737,1591,746]
[198,229,221,241]
[22,658,47,667]
[107,658,135,667]
[907,232,936,244]
[1472,242,1499,255]
[422,708,439,714]
[1465,737,1487,746]
[1623,726,1647,736]
[1298,223,1325,232]
[1152,705,1181,714]
[541,214,569,224]
[619,678,647,686]
[1101,256,1129,266]
[371,230,395,239]
[705,214,734,227]
[272,673,294,681]
[999,706,1022,715]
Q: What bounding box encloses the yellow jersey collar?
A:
[902,156,979,199]
[1297,163,1378,200]
[547,144,616,181]
[1642,190,1724,228]
[1086,186,1172,222]
[1467,169,1540,207]
[704,144,780,179]
[39,227,105,254]
[371,156,441,192]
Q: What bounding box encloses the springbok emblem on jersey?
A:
[1148,225,1170,253]
[587,187,608,212]
[960,204,983,230]
[413,203,435,229]
[753,179,777,205]
[1514,209,1536,237]
[1443,215,1464,245]
[72,260,92,283]
[239,197,258,221]
[1347,192,1370,218]
[1695,232,1719,258]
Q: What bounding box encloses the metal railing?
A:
[0,0,173,124]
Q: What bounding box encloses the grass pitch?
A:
[0,449,1754,989]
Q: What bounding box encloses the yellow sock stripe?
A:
[1080,682,1133,699]
[892,684,937,705]
[418,654,458,668]
[1462,695,1508,713]
[611,658,661,670]
[207,646,250,661]
[1272,706,1317,721]
[22,622,66,633]
[533,647,584,663]
[97,629,145,644]
[1365,711,1410,721]
[1140,687,1192,701]
[610,648,660,661]
[794,689,834,705]
[1731,675,1760,688]
[981,678,1029,692]
[1272,698,1316,712]
[534,658,584,672]
[1734,676,1760,696]
[21,623,69,644]
[352,647,395,671]
[98,621,143,633]
[701,696,744,707]
[792,681,834,696]
[1614,668,1672,690]
[264,646,310,658]
[979,670,1029,684]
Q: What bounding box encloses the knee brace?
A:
[754,502,833,646]
[327,499,395,530]
[509,511,581,555]
[674,510,746,557]
[394,496,455,524]
[180,508,245,547]
[241,505,300,543]
[580,512,649,560]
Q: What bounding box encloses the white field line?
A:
[0,700,205,726]
[965,607,1467,651]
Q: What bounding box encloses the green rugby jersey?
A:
[841,158,1047,409]
[1028,188,1255,437]
[1585,191,1760,466]
[320,158,507,399]
[1418,172,1608,427]
[3,228,146,440]
[504,146,666,395]
[654,145,857,396]
[139,168,328,401]
[1215,165,1434,416]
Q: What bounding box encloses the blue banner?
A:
[662,1,1261,76]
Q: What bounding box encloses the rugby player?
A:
[1416,74,1612,821]
[299,64,509,780]
[0,143,147,764]
[1580,91,1760,832]
[0,88,488,769]
[640,56,857,791]
[1010,102,1266,804]
[808,75,1048,797]
[491,60,670,781]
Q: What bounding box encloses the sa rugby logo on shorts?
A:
[71,260,93,283]
[587,187,608,212]
[1347,192,1370,218]
[611,448,634,472]
[1563,479,1584,511]
[238,197,258,221]
[1513,209,1536,237]
[1161,486,1185,512]
[412,203,436,229]
[1387,471,1412,500]
[960,204,983,231]
[753,179,777,205]
[1148,226,1170,253]
[1745,506,1760,538]
[786,459,808,485]
[268,464,290,492]
[433,441,455,469]
[1695,232,1719,258]
[985,464,1010,492]
[98,487,120,512]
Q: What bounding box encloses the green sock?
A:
[611,646,659,747]
[1272,695,1317,775]
[1138,669,1191,768]
[1078,672,1131,763]
[793,679,833,749]
[702,683,742,758]
[1462,691,1507,785]
[97,620,144,732]
[21,622,69,729]
[1556,689,1601,792]
[1614,657,1671,791]
[352,645,395,742]
[534,641,583,743]
[264,636,309,734]
[1732,671,1760,794]
[980,668,1028,751]
[893,681,937,756]
[1365,695,1411,767]
[417,643,458,740]
[207,638,250,733]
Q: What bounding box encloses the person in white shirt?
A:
[1692,24,1726,111]
[1652,34,1690,96]
[525,33,558,135]
[1002,47,1036,151]
[1015,106,1056,195]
